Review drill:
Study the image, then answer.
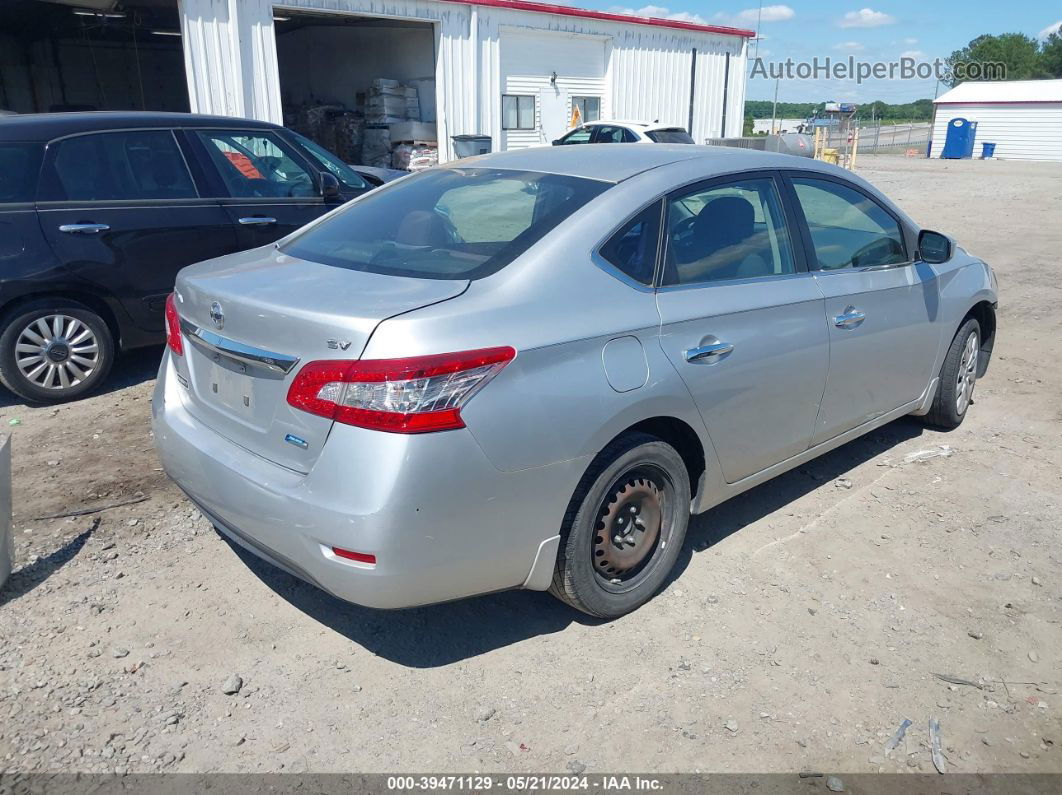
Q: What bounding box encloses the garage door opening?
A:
[0,0,188,114]
[275,10,438,171]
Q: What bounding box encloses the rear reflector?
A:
[332,547,376,565]
[165,293,183,356]
[286,347,516,434]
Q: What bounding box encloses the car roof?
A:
[450,143,823,183]
[0,111,281,142]
[587,120,685,131]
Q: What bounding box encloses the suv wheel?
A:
[550,432,691,618]
[0,300,115,403]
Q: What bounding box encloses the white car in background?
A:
[552,120,695,146]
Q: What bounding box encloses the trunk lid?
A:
[172,246,468,472]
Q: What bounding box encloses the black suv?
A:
[0,112,373,402]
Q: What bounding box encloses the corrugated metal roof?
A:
[934,79,1062,104]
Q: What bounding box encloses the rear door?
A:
[188,128,337,248]
[37,129,237,333]
[655,172,829,483]
[783,172,939,444]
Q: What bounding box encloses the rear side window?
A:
[600,201,661,285]
[594,126,637,144]
[282,168,609,280]
[44,131,196,201]
[791,177,906,270]
[646,129,695,144]
[0,143,43,203]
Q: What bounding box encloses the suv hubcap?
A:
[16,314,100,391]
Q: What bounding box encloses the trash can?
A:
[451,134,492,159]
[981,142,997,159]
[0,436,11,592]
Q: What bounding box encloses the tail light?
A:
[165,293,183,356]
[286,347,515,433]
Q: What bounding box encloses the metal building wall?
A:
[931,103,1062,162]
[176,0,748,161]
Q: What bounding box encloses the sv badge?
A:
[326,339,352,351]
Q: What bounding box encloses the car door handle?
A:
[58,223,109,235]
[238,216,277,226]
[685,342,734,363]
[833,308,866,329]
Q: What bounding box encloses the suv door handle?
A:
[59,223,109,235]
[238,216,277,226]
[833,307,866,329]
[685,341,734,363]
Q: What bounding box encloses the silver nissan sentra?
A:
[153,144,997,618]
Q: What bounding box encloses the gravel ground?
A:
[0,154,1059,776]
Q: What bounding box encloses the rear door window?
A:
[0,143,44,203]
[282,168,609,280]
[43,131,196,201]
[196,130,316,198]
[593,126,635,144]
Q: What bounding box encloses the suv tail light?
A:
[165,293,183,356]
[286,347,516,434]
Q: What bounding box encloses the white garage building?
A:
[931,79,1062,162]
[2,1,752,162]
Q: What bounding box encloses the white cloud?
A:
[834,41,865,51]
[737,5,796,23]
[839,8,896,28]
[609,4,706,24]
[1039,20,1062,39]
[904,37,918,45]
[900,50,926,59]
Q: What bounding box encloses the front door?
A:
[538,88,569,145]
[189,128,333,248]
[784,174,940,444]
[655,174,829,483]
[37,129,237,333]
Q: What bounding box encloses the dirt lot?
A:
[1,155,1060,776]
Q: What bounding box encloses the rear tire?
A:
[923,318,980,430]
[0,300,115,404]
[549,432,691,619]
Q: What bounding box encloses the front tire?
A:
[0,300,115,403]
[923,317,980,430]
[550,432,691,618]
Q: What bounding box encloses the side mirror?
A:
[319,172,341,200]
[918,229,952,264]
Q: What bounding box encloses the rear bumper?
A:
[152,352,585,609]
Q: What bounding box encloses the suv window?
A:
[557,128,593,145]
[663,177,795,286]
[646,129,695,144]
[282,168,608,281]
[0,143,43,203]
[46,131,196,201]
[593,126,636,144]
[791,177,906,270]
[197,130,316,198]
[600,201,661,285]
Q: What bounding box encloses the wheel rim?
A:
[592,466,671,591]
[955,331,979,415]
[15,314,100,391]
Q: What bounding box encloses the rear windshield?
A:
[282,168,609,280]
[646,129,695,144]
[0,143,43,203]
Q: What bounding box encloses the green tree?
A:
[742,110,755,136]
[1041,32,1062,78]
[945,33,1045,86]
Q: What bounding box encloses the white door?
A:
[538,87,569,144]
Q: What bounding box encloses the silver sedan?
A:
[153,144,997,618]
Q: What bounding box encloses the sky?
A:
[569,0,1062,104]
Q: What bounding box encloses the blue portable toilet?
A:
[941,117,978,159]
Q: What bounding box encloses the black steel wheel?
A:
[551,432,690,618]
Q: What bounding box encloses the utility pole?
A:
[753,0,763,60]
[771,76,779,134]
